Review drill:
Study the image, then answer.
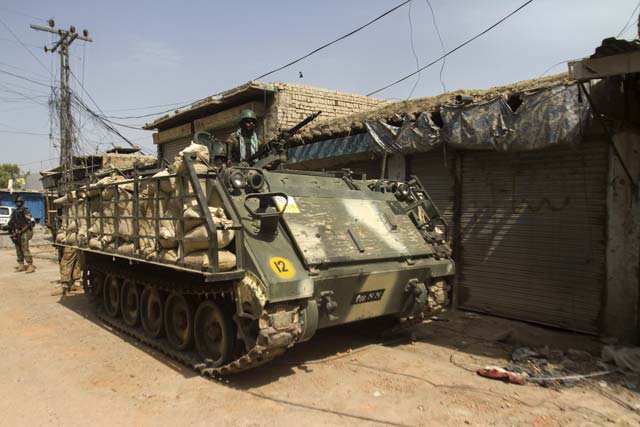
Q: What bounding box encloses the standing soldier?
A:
[8,195,36,273]
[225,109,261,163]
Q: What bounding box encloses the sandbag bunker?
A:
[54,143,237,271]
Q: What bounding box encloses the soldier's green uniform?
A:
[225,109,261,163]
[8,196,35,273]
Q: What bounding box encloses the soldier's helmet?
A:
[239,109,257,122]
[14,195,24,203]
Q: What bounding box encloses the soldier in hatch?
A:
[7,195,36,273]
[225,109,261,163]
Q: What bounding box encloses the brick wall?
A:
[156,82,385,159]
[263,83,385,140]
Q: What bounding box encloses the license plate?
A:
[351,289,385,305]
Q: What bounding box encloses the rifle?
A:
[247,111,321,168]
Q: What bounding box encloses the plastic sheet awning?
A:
[366,84,589,154]
[287,84,590,165]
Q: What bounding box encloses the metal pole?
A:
[31,20,92,193]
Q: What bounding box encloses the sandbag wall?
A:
[55,143,237,272]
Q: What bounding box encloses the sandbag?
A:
[137,220,157,259]
[158,226,178,249]
[66,219,78,233]
[174,142,209,173]
[117,219,135,242]
[159,249,178,263]
[151,170,176,194]
[182,222,235,254]
[98,176,126,201]
[89,237,102,250]
[85,184,101,198]
[183,250,236,271]
[65,232,78,245]
[117,243,135,255]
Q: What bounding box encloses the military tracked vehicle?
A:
[55,114,454,376]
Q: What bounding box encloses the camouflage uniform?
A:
[59,246,81,287]
[8,205,34,270]
[225,108,262,163]
[225,130,261,163]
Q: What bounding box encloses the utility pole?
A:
[31,19,92,192]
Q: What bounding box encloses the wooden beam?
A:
[569,51,640,81]
[153,122,193,145]
[193,101,266,132]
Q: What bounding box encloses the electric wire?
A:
[0,68,51,88]
[67,69,153,154]
[103,0,413,121]
[0,60,49,80]
[251,0,412,82]
[406,1,422,99]
[0,6,47,23]
[366,0,535,96]
[424,0,447,93]
[0,16,50,73]
[617,0,640,38]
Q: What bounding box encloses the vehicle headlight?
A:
[228,170,245,189]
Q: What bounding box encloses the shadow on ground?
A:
[56,290,636,398]
[56,292,407,387]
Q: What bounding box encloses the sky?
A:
[0,0,638,176]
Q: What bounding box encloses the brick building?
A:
[143,81,385,165]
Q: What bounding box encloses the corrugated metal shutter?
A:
[457,139,608,333]
[408,148,456,228]
[160,138,191,165]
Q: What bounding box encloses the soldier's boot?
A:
[25,264,35,274]
[50,284,68,296]
[14,263,25,272]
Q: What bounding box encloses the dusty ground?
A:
[0,246,638,427]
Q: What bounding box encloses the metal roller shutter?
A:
[457,139,608,333]
[408,148,456,229]
[160,138,191,165]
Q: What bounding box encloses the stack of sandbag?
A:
[153,143,237,271]
[58,141,237,272]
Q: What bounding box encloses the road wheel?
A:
[194,301,235,367]
[102,275,121,318]
[120,280,140,327]
[164,293,194,351]
[140,285,164,338]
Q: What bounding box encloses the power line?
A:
[0,129,51,136]
[0,6,46,23]
[251,0,412,82]
[406,1,422,99]
[0,17,49,73]
[71,93,136,148]
[0,67,51,88]
[366,0,536,96]
[18,157,58,167]
[103,0,413,121]
[424,0,447,93]
[103,100,195,114]
[617,0,640,38]
[0,60,49,80]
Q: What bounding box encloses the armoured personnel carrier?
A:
[55,115,454,376]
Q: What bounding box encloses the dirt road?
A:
[0,247,638,426]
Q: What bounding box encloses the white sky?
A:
[0,0,637,174]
